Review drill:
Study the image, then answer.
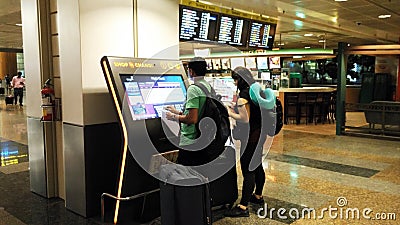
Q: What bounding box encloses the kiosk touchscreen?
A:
[120,74,186,121]
[101,56,189,153]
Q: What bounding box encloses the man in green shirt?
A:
[165,57,212,166]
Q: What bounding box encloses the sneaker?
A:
[249,194,264,205]
[224,205,249,217]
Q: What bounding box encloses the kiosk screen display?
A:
[120,74,187,121]
[179,6,219,42]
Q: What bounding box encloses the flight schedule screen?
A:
[217,15,249,46]
[178,4,277,49]
[248,21,274,49]
[179,6,218,42]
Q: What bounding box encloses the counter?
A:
[279,87,337,93]
[300,85,361,104]
[278,87,336,125]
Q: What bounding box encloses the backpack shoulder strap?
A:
[192,81,212,120]
[193,81,215,97]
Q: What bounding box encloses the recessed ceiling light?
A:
[318,40,326,43]
[335,0,348,2]
[296,12,305,19]
[277,43,285,46]
[294,20,303,27]
[293,55,303,58]
[304,46,311,49]
[378,14,391,19]
[304,33,313,37]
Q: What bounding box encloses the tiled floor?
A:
[0,98,399,225]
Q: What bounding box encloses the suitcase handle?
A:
[100,188,160,223]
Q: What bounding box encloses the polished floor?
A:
[0,98,399,225]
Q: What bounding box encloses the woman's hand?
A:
[229,98,249,123]
[226,104,235,117]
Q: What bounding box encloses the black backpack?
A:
[194,82,231,161]
[262,97,283,136]
[274,97,283,135]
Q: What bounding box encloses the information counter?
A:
[279,87,337,125]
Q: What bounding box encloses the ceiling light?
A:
[277,43,285,46]
[15,23,22,26]
[304,46,311,49]
[296,12,305,19]
[378,14,391,19]
[294,20,303,27]
[304,33,313,37]
[318,40,326,43]
[293,56,303,58]
[335,0,348,2]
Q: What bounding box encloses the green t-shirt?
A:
[179,79,211,146]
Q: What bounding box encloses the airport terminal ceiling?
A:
[1,0,399,51]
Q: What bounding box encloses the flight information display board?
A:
[179,6,219,42]
[179,3,277,49]
[248,21,276,49]
[216,15,249,46]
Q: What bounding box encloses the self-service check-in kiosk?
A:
[100,56,189,223]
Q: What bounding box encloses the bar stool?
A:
[312,93,324,124]
[299,93,317,125]
[320,92,332,124]
[285,94,300,124]
[329,91,337,122]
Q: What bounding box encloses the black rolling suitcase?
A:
[5,95,14,105]
[209,145,238,208]
[159,164,212,225]
[198,145,238,208]
[0,87,4,95]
